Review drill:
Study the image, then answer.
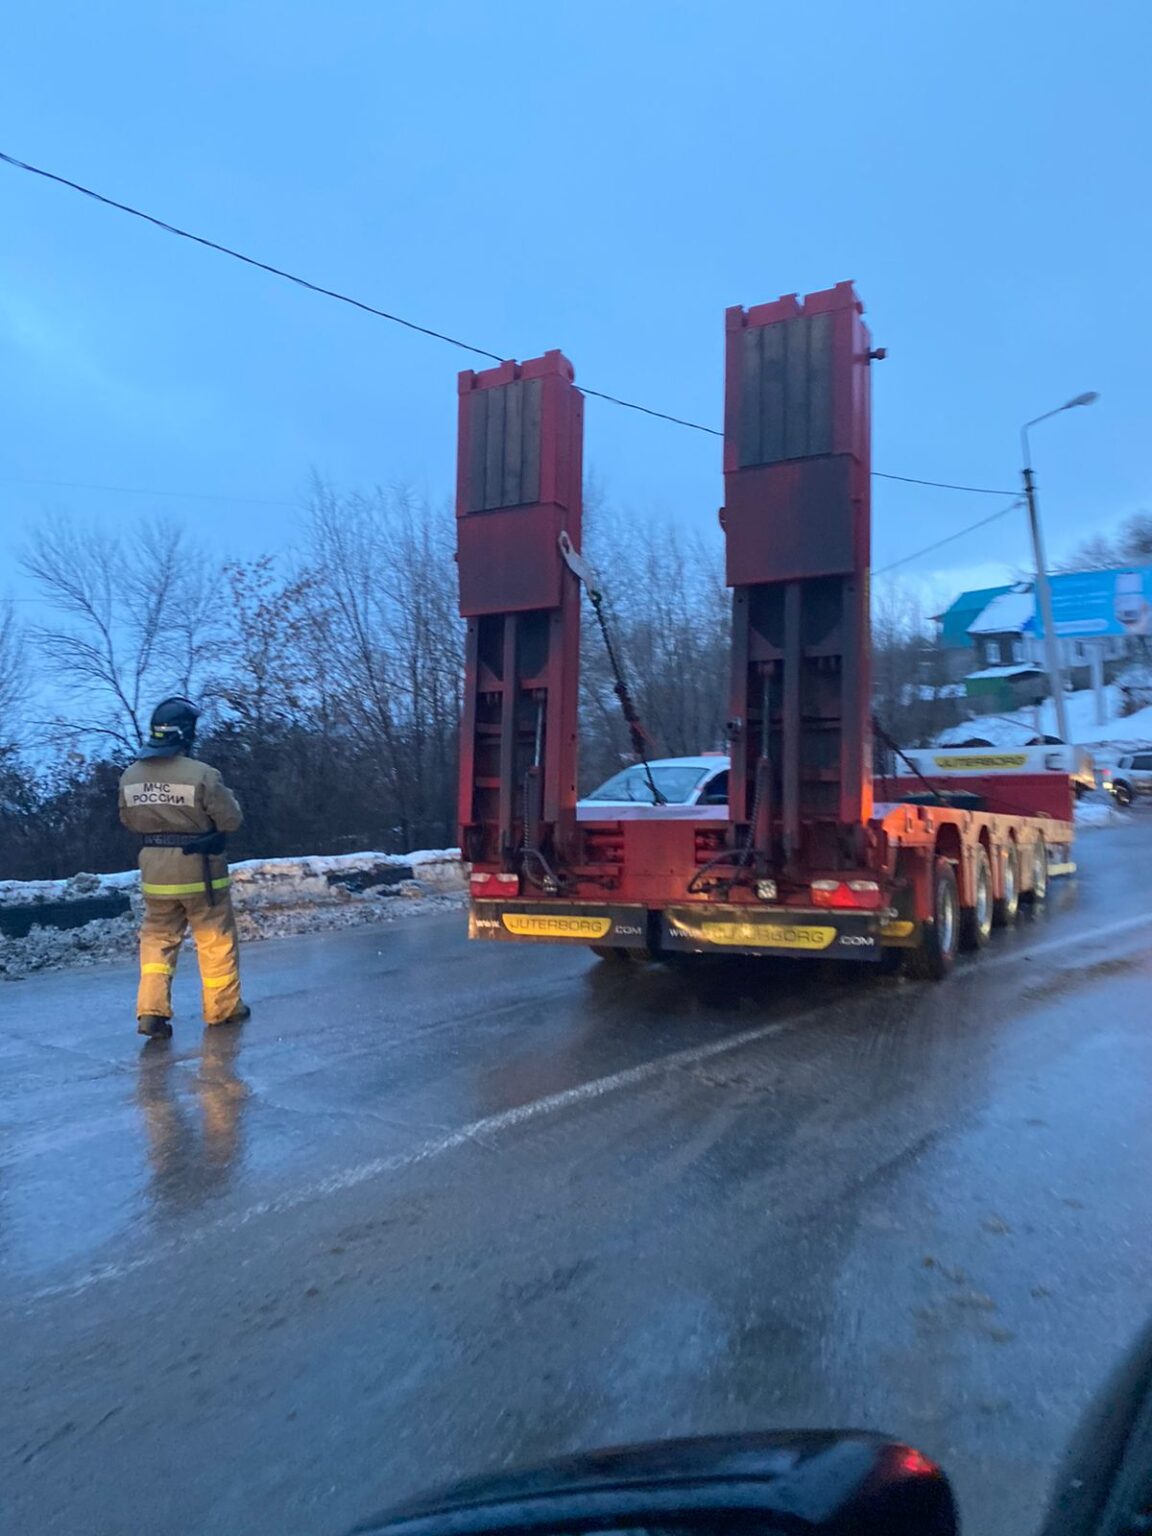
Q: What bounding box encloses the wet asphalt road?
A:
[3,818,1152,1536]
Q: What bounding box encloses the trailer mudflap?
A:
[878,918,921,949]
[878,875,921,949]
[661,905,883,961]
[469,901,649,946]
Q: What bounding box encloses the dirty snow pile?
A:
[5,914,141,978]
[1075,797,1133,830]
[1,849,467,980]
[0,867,140,909]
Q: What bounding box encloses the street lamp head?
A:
[1024,391,1101,437]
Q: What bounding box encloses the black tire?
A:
[1022,834,1048,905]
[907,856,960,980]
[993,842,1021,928]
[1115,782,1133,808]
[590,946,650,963]
[960,844,994,951]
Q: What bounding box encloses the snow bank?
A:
[936,688,1152,754]
[0,868,138,910]
[0,849,465,912]
[0,848,467,981]
[1075,798,1133,830]
[229,849,465,905]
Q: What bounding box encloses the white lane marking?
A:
[18,912,1152,1307]
[972,910,1152,975]
[20,1010,815,1306]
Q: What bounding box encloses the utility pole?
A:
[1021,456,1069,742]
[1091,640,1107,727]
[1020,392,1099,744]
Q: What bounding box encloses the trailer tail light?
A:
[811,879,883,911]
[470,871,521,899]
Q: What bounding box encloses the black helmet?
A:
[137,696,201,760]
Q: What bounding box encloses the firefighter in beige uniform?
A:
[119,697,250,1038]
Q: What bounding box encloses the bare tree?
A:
[20,514,220,752]
[1118,512,1152,564]
[305,477,462,847]
[210,557,322,729]
[872,579,921,733]
[578,507,730,787]
[871,576,964,747]
[0,598,27,748]
[1059,510,1152,571]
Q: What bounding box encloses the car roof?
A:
[615,756,730,772]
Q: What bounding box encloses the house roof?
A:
[933,585,1013,648]
[963,663,1046,681]
[967,586,1035,636]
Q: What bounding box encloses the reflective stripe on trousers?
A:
[141,876,231,897]
[136,888,243,1024]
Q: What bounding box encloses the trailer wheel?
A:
[960,845,994,950]
[1023,835,1048,904]
[906,857,960,980]
[993,843,1021,928]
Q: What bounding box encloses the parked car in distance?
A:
[578,755,729,819]
[1105,751,1152,806]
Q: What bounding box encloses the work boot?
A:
[209,1002,251,1026]
[138,1015,173,1039]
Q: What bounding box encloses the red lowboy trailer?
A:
[455,285,1074,979]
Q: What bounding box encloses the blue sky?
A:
[2,0,1149,612]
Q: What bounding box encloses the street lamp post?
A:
[1020,392,1099,744]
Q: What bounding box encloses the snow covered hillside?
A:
[936,685,1152,761]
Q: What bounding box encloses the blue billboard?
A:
[1030,568,1152,639]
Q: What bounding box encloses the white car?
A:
[1106,751,1152,806]
[577,755,730,820]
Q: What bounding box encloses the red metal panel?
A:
[723,283,876,868]
[880,774,1074,824]
[456,351,584,873]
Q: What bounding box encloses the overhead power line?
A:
[874,500,1024,575]
[872,470,1016,496]
[578,386,720,437]
[2,148,1013,497]
[0,151,506,365]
